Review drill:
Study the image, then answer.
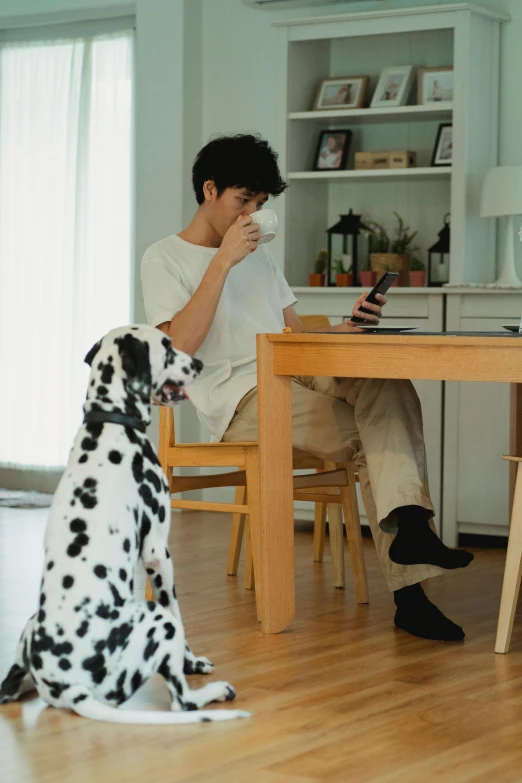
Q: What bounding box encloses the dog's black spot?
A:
[109,450,122,464]
[84,478,97,489]
[172,585,177,600]
[79,454,88,464]
[62,576,74,589]
[146,628,155,639]
[86,421,103,439]
[94,565,107,579]
[158,506,166,523]
[74,488,82,498]
[123,538,131,553]
[53,642,73,657]
[76,621,89,638]
[119,569,127,582]
[146,601,155,612]
[143,638,159,662]
[141,439,160,467]
[56,626,64,637]
[138,613,145,623]
[82,654,107,684]
[73,693,87,704]
[31,653,43,670]
[165,548,171,560]
[80,494,97,510]
[110,610,120,620]
[130,670,143,693]
[58,659,72,671]
[159,591,169,608]
[81,437,97,452]
[107,623,133,655]
[95,640,106,653]
[139,484,159,515]
[40,593,46,607]
[97,385,108,397]
[109,583,124,607]
[145,470,161,494]
[47,561,54,571]
[70,518,87,533]
[163,622,175,640]
[38,609,46,623]
[0,664,26,698]
[154,614,162,621]
[129,580,134,592]
[95,603,111,620]
[140,513,152,553]
[125,427,140,445]
[106,669,127,705]
[101,363,114,385]
[132,453,144,484]
[154,575,163,589]
[146,568,154,575]
[67,532,89,558]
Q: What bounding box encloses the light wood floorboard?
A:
[0,508,521,783]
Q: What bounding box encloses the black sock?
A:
[389,505,474,570]
[393,583,465,641]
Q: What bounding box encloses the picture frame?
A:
[313,76,368,111]
[314,130,352,171]
[417,66,453,105]
[431,123,453,166]
[370,65,414,109]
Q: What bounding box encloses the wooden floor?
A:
[1,508,522,783]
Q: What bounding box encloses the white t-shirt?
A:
[141,234,297,441]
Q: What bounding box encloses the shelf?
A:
[287,167,452,183]
[288,105,453,124]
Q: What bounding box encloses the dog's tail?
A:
[62,687,250,724]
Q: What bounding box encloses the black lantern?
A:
[428,213,450,287]
[326,209,370,287]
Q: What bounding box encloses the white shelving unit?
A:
[273,3,508,288]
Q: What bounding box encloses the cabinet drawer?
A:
[458,294,522,319]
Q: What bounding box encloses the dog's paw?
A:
[183,656,214,675]
[214,683,236,703]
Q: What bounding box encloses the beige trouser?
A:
[223,375,445,592]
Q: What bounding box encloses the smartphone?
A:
[350,272,399,323]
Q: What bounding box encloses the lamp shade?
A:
[481,165,522,217]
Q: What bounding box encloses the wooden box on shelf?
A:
[355,150,416,170]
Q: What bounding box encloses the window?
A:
[0,29,134,469]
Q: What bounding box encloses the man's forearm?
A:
[164,254,229,355]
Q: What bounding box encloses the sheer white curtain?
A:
[0,30,133,469]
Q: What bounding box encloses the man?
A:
[141,133,473,641]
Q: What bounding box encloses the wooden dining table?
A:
[254,331,522,634]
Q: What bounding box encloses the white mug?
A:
[250,208,278,244]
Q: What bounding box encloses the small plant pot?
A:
[409,271,426,287]
[309,273,325,287]
[370,253,410,286]
[360,271,377,287]
[336,273,353,287]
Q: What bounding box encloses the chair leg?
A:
[313,473,327,563]
[324,460,345,589]
[244,519,255,590]
[245,448,263,622]
[340,461,369,604]
[496,462,522,653]
[227,485,247,576]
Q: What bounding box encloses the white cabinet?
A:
[443,292,522,545]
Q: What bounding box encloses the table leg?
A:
[256,335,294,634]
[510,384,522,515]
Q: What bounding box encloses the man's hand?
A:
[215,215,260,270]
[345,292,386,326]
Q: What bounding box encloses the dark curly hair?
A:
[192,133,287,205]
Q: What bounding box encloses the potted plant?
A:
[366,212,418,286]
[333,256,353,287]
[409,255,426,287]
[360,270,377,287]
[309,250,327,287]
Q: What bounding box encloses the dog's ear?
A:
[84,339,102,367]
[116,334,151,388]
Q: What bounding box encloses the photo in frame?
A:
[418,66,453,105]
[313,76,368,111]
[314,130,352,171]
[431,123,453,166]
[370,66,414,109]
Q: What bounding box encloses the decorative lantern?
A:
[428,213,450,287]
[326,209,370,287]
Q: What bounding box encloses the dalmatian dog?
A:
[0,325,249,724]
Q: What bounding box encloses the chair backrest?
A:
[299,314,331,330]
[158,315,331,450]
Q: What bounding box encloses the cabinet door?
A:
[443,317,510,544]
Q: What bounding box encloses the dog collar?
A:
[83,411,147,433]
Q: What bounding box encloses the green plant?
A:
[333,257,344,274]
[409,255,426,271]
[366,212,418,255]
[314,249,328,274]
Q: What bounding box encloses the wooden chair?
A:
[495,455,522,653]
[145,315,368,608]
